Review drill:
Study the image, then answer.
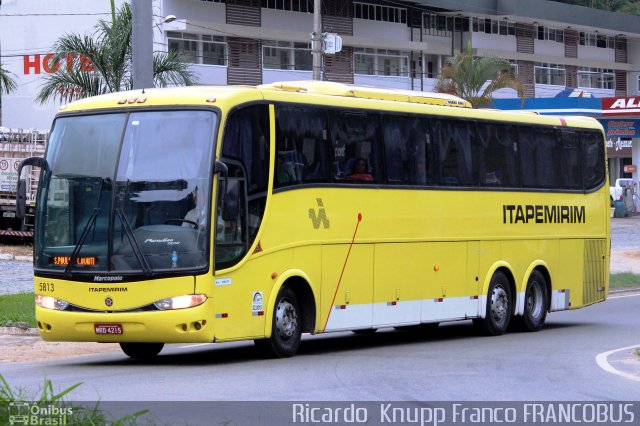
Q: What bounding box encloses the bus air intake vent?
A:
[583,239,607,306]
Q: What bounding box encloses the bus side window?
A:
[519,126,560,188]
[558,130,582,189]
[382,115,435,186]
[433,119,477,186]
[477,123,519,187]
[274,105,330,187]
[329,111,382,183]
[582,131,605,189]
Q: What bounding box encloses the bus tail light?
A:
[35,295,69,311]
[154,294,207,310]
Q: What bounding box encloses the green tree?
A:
[435,42,523,108]
[0,64,17,95]
[36,3,196,104]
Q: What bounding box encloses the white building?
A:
[2,0,640,181]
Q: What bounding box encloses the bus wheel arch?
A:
[256,274,316,358]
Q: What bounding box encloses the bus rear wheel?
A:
[513,270,548,332]
[119,342,164,360]
[255,287,301,358]
[474,271,512,336]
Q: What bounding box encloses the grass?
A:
[0,293,35,327]
[609,272,640,289]
[0,374,147,425]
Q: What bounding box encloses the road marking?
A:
[609,292,640,299]
[595,344,640,382]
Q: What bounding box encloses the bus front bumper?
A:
[35,300,215,343]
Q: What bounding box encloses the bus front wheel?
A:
[119,342,164,360]
[255,287,301,358]
[474,271,512,336]
[513,270,548,332]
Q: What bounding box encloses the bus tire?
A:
[119,342,164,359]
[474,271,512,336]
[255,286,301,358]
[513,270,548,332]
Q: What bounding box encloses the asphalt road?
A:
[3,294,638,405]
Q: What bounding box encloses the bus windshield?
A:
[34,110,217,277]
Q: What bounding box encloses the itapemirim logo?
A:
[7,402,73,425]
[309,198,330,229]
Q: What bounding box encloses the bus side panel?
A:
[553,239,585,311]
[322,244,374,331]
[372,243,424,327]
[419,242,473,323]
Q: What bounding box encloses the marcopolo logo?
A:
[8,402,73,425]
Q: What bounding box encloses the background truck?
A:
[0,127,47,238]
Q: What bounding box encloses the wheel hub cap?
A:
[275,300,298,339]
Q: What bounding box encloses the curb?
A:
[0,326,39,336]
[609,287,640,295]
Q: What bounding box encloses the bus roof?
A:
[58,81,603,131]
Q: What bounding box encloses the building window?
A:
[471,17,515,36]
[534,63,566,86]
[423,13,452,37]
[354,2,407,24]
[263,41,312,71]
[579,32,614,49]
[354,48,409,77]
[578,67,614,89]
[536,26,564,43]
[168,32,227,65]
[262,0,312,12]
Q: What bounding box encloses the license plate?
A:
[2,212,15,218]
[94,324,123,335]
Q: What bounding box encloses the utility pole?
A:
[312,0,322,80]
[131,0,154,89]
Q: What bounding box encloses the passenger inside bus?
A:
[346,157,373,182]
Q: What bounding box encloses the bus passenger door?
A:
[321,244,374,331]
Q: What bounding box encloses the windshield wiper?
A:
[64,208,100,277]
[116,208,152,277]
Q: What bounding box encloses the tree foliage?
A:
[36,3,196,105]
[434,43,523,108]
[552,0,640,15]
[0,65,17,95]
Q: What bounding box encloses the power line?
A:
[0,13,111,17]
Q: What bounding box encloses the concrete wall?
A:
[1,0,127,131]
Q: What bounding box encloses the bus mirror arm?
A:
[214,161,228,178]
[16,156,45,220]
[222,178,240,221]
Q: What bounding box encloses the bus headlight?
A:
[153,294,207,310]
[35,295,69,311]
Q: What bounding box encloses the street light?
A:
[132,0,153,90]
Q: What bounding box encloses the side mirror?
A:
[16,180,27,220]
[222,178,240,221]
[16,156,45,220]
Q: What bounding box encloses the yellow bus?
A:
[17,81,610,359]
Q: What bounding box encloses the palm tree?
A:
[435,42,523,108]
[36,3,196,104]
[0,65,17,95]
